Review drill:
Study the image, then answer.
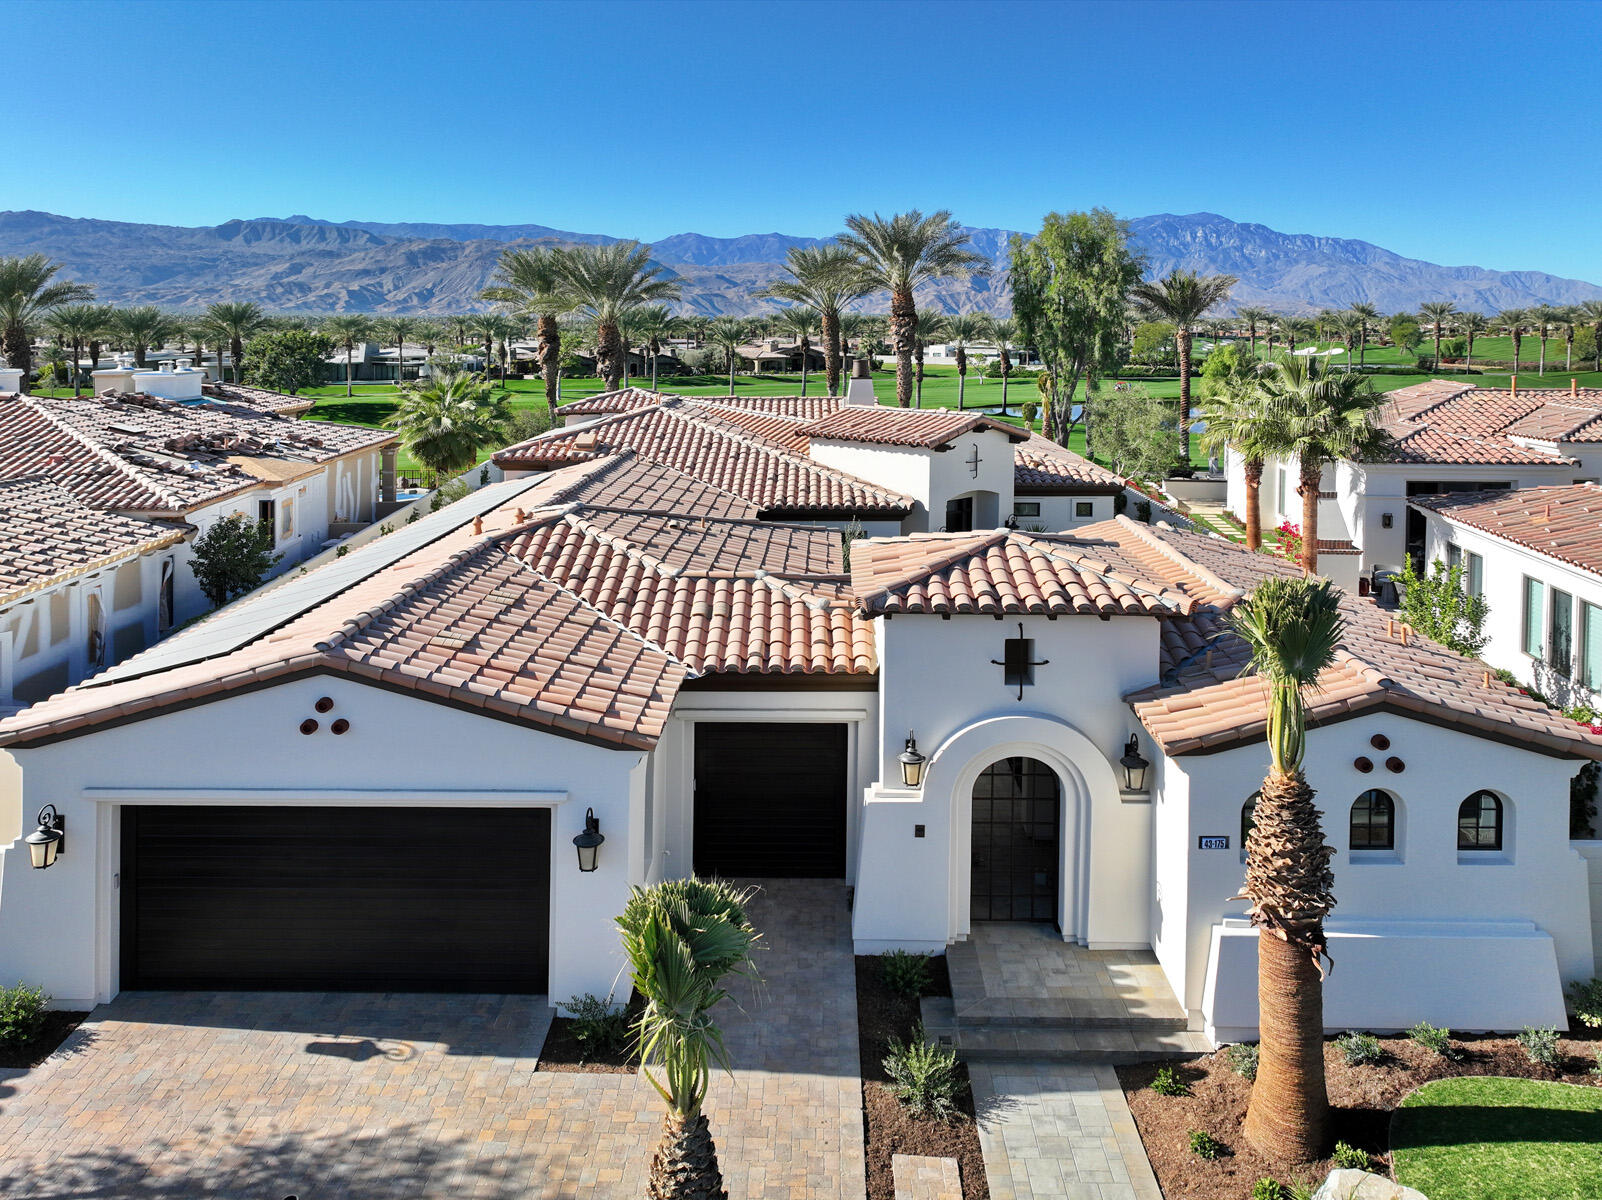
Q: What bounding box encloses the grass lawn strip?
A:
[1391,1076,1602,1200]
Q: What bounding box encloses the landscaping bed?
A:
[536,993,643,1075]
[0,1010,88,1069]
[856,955,989,1200]
[1118,1024,1602,1198]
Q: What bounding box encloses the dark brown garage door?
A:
[122,806,550,992]
[694,723,847,877]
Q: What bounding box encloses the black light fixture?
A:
[1119,735,1151,792]
[899,732,927,788]
[25,805,65,870]
[572,807,604,873]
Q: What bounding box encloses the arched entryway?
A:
[970,756,1060,922]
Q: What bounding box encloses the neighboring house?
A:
[1226,379,1602,590]
[1413,483,1602,709]
[736,340,826,374]
[0,451,1595,1045]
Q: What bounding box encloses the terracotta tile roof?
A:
[1378,423,1573,467]
[1013,433,1127,494]
[688,402,814,454]
[0,476,188,604]
[512,452,761,519]
[556,389,847,422]
[554,387,673,417]
[801,407,1030,449]
[201,381,315,415]
[1123,523,1602,761]
[1371,381,1602,466]
[493,399,914,518]
[1411,483,1602,577]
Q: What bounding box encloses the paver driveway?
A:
[0,879,864,1200]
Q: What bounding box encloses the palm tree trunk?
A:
[822,310,842,396]
[596,321,623,391]
[1539,334,1547,375]
[914,345,924,408]
[71,337,83,396]
[1243,458,1264,550]
[1433,325,1442,365]
[1242,920,1330,1161]
[727,350,735,396]
[1298,460,1321,576]
[956,346,967,411]
[1358,329,1366,368]
[1177,328,1193,464]
[231,336,244,383]
[890,288,916,408]
[1566,331,1574,371]
[538,314,560,416]
[1000,353,1010,414]
[647,1111,726,1200]
[1513,331,1522,369]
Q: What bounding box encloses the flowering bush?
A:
[1275,520,1303,563]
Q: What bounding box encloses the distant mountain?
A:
[1,208,1596,317]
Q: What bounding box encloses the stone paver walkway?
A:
[968,1062,1162,1200]
[0,879,862,1200]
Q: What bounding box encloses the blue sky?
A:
[8,0,1602,279]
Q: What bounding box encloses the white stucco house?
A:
[0,389,1596,1047]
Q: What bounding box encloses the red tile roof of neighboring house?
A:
[1013,433,1127,495]
[1370,381,1602,466]
[514,452,761,519]
[801,407,1030,449]
[1411,483,1602,578]
[556,389,848,422]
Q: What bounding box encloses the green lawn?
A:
[1390,1076,1602,1200]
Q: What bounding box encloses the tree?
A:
[1008,209,1144,446]
[1498,309,1526,370]
[1529,304,1558,376]
[1255,354,1389,575]
[240,329,333,396]
[948,314,986,410]
[1230,575,1342,1162]
[838,209,987,407]
[322,314,373,397]
[634,304,679,393]
[202,301,266,384]
[911,311,951,409]
[373,316,416,385]
[758,245,871,397]
[617,877,760,1200]
[1130,320,1176,365]
[0,254,93,374]
[1454,311,1488,368]
[1578,301,1602,372]
[557,241,682,391]
[1278,314,1313,354]
[1418,301,1457,367]
[111,306,176,368]
[987,316,1019,414]
[706,317,749,396]
[1398,557,1490,656]
[190,514,283,608]
[1238,306,1272,359]
[1388,314,1422,356]
[1128,268,1238,462]
[47,303,108,396]
[1347,303,1380,368]
[1556,306,1582,372]
[1198,353,1274,548]
[1084,383,1182,482]
[385,368,511,485]
[481,246,573,414]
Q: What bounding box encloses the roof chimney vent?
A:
[1573,377,1579,398]
[1511,374,1517,397]
[844,357,877,406]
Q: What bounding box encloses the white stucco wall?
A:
[1019,494,1115,532]
[808,429,1017,534]
[0,674,642,1008]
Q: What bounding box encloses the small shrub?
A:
[0,983,50,1048]
[1187,1129,1225,1160]
[1135,498,1152,523]
[883,1030,960,1119]
[1330,1141,1369,1171]
[1252,1180,1288,1200]
[1590,1047,1602,1078]
[334,544,349,557]
[1517,1025,1560,1067]
[1336,1030,1384,1066]
[1287,1184,1316,1200]
[1225,1041,1259,1081]
[1149,1066,1189,1097]
[1568,977,1602,1028]
[560,993,630,1061]
[1408,1021,1458,1059]
[880,950,932,999]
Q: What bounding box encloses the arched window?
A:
[1458,791,1503,851]
[1241,792,1259,851]
[1349,790,1395,850]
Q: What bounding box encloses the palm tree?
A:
[322,314,373,397]
[557,241,682,391]
[617,877,760,1200]
[1530,304,1557,375]
[203,301,266,383]
[948,314,987,411]
[759,246,873,398]
[1557,307,1581,372]
[0,255,93,374]
[776,306,819,396]
[706,317,749,396]
[384,368,512,486]
[1197,355,1272,548]
[445,314,473,349]
[1264,315,1282,358]
[1277,315,1313,354]
[1231,575,1342,1162]
[1238,307,1272,359]
[1581,301,1602,372]
[47,303,108,396]
[1498,309,1527,371]
[482,246,573,414]
[1347,303,1380,369]
[1455,311,1488,369]
[1128,268,1239,461]
[374,316,416,385]
[629,304,677,392]
[1256,354,1389,575]
[838,210,987,407]
[112,306,176,368]
[1418,301,1457,368]
[912,311,952,409]
[987,317,1019,414]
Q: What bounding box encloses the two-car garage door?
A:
[121,806,550,992]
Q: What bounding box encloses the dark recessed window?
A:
[1458,791,1503,851]
[1241,792,1259,850]
[1002,637,1035,688]
[1013,501,1041,518]
[1350,789,1395,850]
[1074,500,1095,518]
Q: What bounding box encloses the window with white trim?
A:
[1523,577,1544,657]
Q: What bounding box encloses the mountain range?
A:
[2,209,1597,318]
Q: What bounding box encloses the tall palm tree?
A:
[1578,301,1602,372]
[1418,301,1457,367]
[987,317,1019,414]
[384,368,512,486]
[1197,355,1272,548]
[1454,311,1488,369]
[706,317,749,396]
[838,210,987,407]
[776,306,819,396]
[630,304,677,393]
[1264,314,1282,358]
[1498,309,1527,371]
[374,316,416,385]
[1530,304,1557,375]
[618,877,760,1200]
[481,246,573,414]
[0,254,93,374]
[1238,306,1272,359]
[912,311,952,409]
[1256,354,1389,575]
[203,301,265,383]
[445,314,473,348]
[1128,269,1239,461]
[1277,315,1314,354]
[1347,303,1380,369]
[322,314,373,397]
[759,246,874,398]
[1231,575,1343,1162]
[1556,307,1581,372]
[112,306,176,368]
[948,314,987,411]
[557,241,681,391]
[47,303,108,397]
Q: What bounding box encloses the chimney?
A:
[1573,378,1579,398]
[844,357,877,406]
[1511,374,1517,397]
[473,515,484,535]
[130,358,204,401]
[91,361,138,396]
[0,366,23,394]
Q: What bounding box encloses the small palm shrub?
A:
[0,983,49,1048]
[1225,1041,1259,1081]
[1187,1129,1225,1160]
[1336,1030,1384,1066]
[1149,1066,1189,1097]
[1330,1141,1369,1170]
[1252,1179,1288,1200]
[1518,1025,1560,1067]
[880,950,933,999]
[1568,977,1602,1028]
[883,1029,961,1120]
[561,993,630,1060]
[1408,1021,1457,1059]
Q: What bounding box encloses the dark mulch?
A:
[1118,1024,1602,1198]
[537,993,644,1074]
[857,954,990,1200]
[0,1011,89,1069]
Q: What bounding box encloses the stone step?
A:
[939,1024,1215,1065]
[924,994,1189,1032]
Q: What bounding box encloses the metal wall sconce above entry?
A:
[899,732,927,788]
[1120,735,1151,793]
[572,807,605,872]
[26,805,65,870]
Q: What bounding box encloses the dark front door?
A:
[944,496,974,532]
[694,722,847,877]
[122,805,551,992]
[971,757,1060,922]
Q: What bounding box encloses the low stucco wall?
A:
[1579,841,1602,982]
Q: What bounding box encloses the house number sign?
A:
[1197,835,1230,850]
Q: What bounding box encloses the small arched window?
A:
[1349,789,1395,850]
[1241,792,1260,851]
[1458,791,1503,851]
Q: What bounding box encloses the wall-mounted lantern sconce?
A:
[26,805,65,870]
[899,732,927,788]
[572,807,604,873]
[1119,736,1151,793]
